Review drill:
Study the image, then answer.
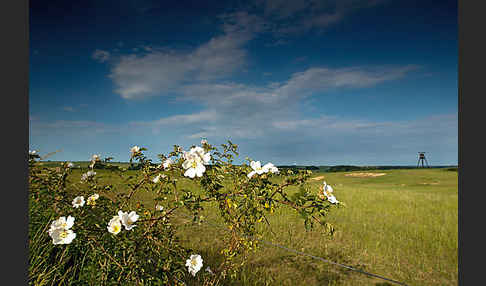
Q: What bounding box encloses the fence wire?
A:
[176,212,409,286]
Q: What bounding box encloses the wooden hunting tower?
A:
[417,152,429,168]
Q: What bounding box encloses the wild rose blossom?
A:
[182,146,210,178]
[263,162,279,174]
[327,195,339,204]
[49,216,75,232]
[152,174,166,183]
[322,181,339,204]
[118,210,139,231]
[155,204,164,211]
[81,170,96,182]
[130,145,141,157]
[48,216,76,245]
[72,196,85,208]
[107,215,122,235]
[247,161,277,178]
[67,162,74,168]
[29,150,40,159]
[86,194,99,206]
[49,228,76,245]
[162,158,172,169]
[185,254,203,276]
[89,154,101,168]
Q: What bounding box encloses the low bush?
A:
[28,141,342,285]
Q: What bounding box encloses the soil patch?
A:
[344,172,387,178]
[420,182,440,185]
[311,176,326,181]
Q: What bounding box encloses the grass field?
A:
[46,166,458,285]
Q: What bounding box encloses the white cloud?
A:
[276,65,420,97]
[131,110,219,127]
[108,12,265,100]
[122,64,418,143]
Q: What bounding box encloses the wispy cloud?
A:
[255,0,388,36]
[130,110,219,127]
[92,49,111,63]
[119,63,418,144]
[276,65,420,97]
[108,12,264,100]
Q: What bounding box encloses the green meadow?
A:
[41,165,457,286]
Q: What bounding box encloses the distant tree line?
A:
[37,161,457,172]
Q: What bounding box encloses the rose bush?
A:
[28,140,342,285]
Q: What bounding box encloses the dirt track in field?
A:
[310,175,326,181]
[344,172,387,177]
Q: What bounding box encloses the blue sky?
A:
[29,0,457,165]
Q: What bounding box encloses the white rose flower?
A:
[323,181,333,196]
[152,174,166,183]
[118,210,139,231]
[81,170,96,182]
[185,254,203,276]
[49,216,75,234]
[182,153,205,178]
[107,215,122,235]
[182,147,210,178]
[48,216,76,245]
[89,154,101,168]
[49,228,76,245]
[262,162,278,174]
[247,161,273,178]
[193,146,211,164]
[72,196,85,208]
[86,194,99,206]
[322,181,339,204]
[67,162,74,168]
[155,204,164,211]
[327,194,339,204]
[130,146,140,156]
[162,158,172,169]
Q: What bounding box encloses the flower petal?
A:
[184,168,196,178]
[250,161,261,170]
[65,216,75,229]
[195,164,206,177]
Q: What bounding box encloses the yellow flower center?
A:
[59,230,68,239]
[191,259,198,267]
[112,224,120,233]
[191,161,198,168]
